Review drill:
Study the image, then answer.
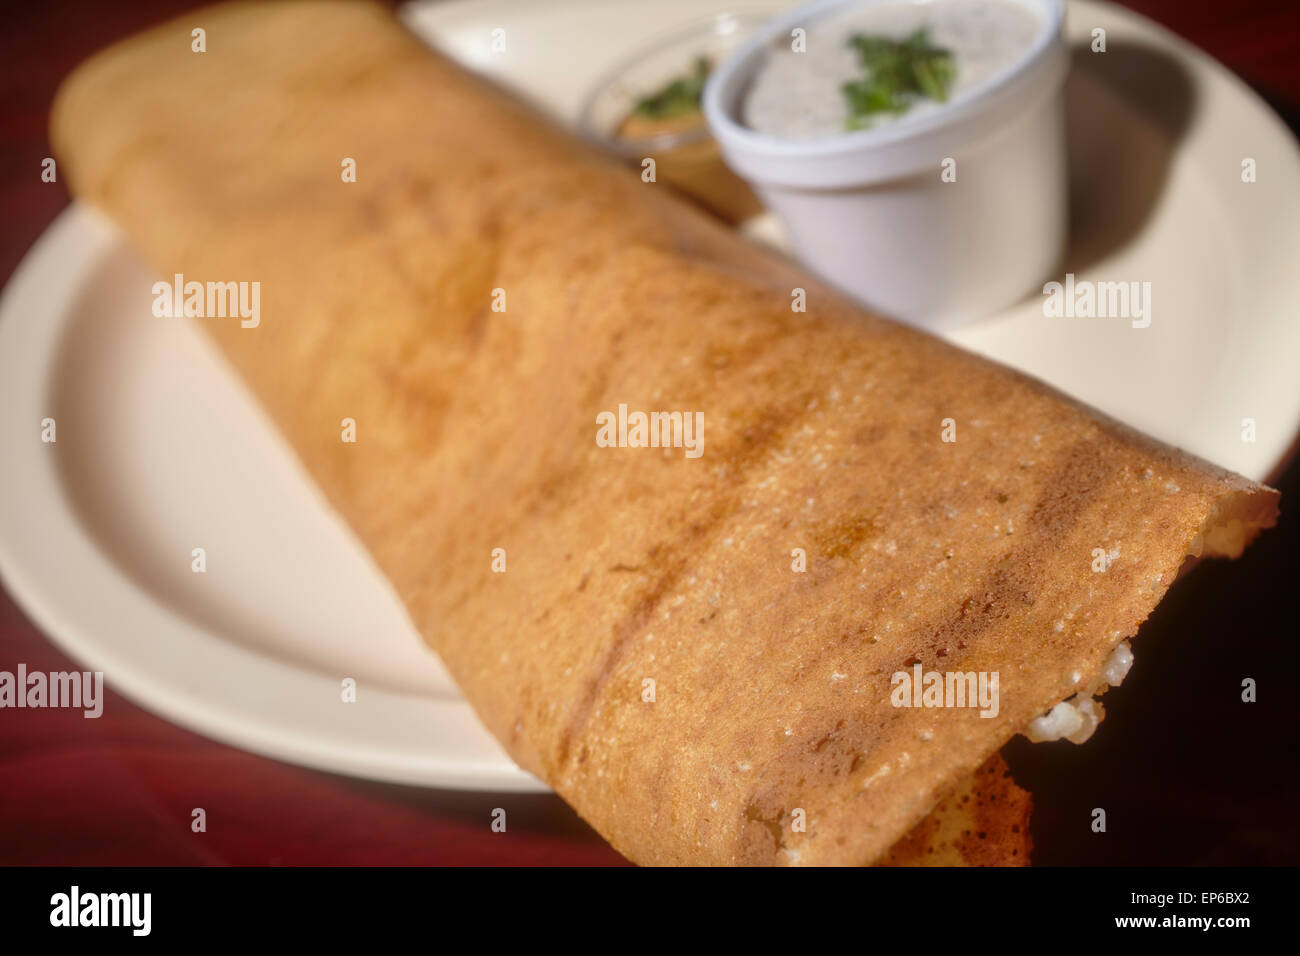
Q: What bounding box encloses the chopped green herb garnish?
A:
[633,56,712,119]
[841,29,955,130]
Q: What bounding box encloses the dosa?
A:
[50,1,1277,865]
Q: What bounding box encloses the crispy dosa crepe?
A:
[50,1,1277,865]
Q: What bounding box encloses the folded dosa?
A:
[51,1,1277,865]
[883,753,1031,866]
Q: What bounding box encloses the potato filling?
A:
[1024,641,1133,744]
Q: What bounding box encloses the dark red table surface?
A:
[2,0,1299,867]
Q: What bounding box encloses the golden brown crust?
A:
[51,1,1278,865]
[880,753,1033,866]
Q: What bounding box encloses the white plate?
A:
[1,0,1297,792]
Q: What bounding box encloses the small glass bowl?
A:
[578,13,766,223]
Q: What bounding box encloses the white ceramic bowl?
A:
[703,0,1069,330]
